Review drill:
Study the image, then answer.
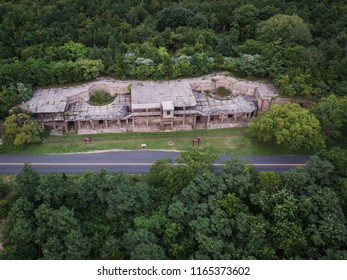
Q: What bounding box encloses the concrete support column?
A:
[64,121,68,132]
[146,109,149,127]
[53,121,56,130]
[39,114,44,128]
[117,118,120,126]
[193,114,197,128]
[132,117,135,127]
[234,114,238,122]
[221,115,224,124]
[105,119,108,128]
[90,120,95,129]
[206,116,210,128]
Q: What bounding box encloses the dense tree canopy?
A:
[256,14,313,45]
[1,151,346,260]
[310,95,347,141]
[0,0,346,119]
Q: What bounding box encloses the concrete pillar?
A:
[105,119,108,128]
[64,121,68,132]
[90,120,94,129]
[221,115,224,124]
[132,117,135,127]
[193,114,196,128]
[234,114,237,122]
[206,116,210,128]
[53,121,56,130]
[117,118,120,126]
[126,118,129,124]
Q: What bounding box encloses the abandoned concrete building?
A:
[19,75,277,135]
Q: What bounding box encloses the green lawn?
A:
[0,127,304,155]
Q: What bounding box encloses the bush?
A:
[0,180,10,199]
[215,87,231,97]
[0,199,9,219]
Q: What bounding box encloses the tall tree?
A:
[311,95,347,141]
[3,113,43,146]
[249,103,325,151]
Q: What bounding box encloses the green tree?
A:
[232,54,266,77]
[122,228,166,259]
[256,14,312,45]
[257,171,282,194]
[35,173,67,208]
[2,196,38,259]
[311,95,347,141]
[319,148,347,178]
[156,6,195,31]
[4,113,43,146]
[15,164,40,201]
[249,103,325,151]
[34,204,90,259]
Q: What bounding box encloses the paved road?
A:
[0,151,310,174]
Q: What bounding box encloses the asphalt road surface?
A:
[0,151,310,174]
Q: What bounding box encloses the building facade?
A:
[19,75,277,135]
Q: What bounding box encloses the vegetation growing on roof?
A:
[215,86,232,97]
[88,90,115,106]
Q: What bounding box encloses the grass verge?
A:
[0,127,306,155]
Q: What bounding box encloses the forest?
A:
[0,150,346,260]
[0,0,347,119]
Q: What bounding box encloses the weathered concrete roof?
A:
[256,85,277,99]
[131,80,197,110]
[19,89,68,113]
[65,95,130,120]
[197,95,257,115]
[20,75,276,120]
[161,101,174,111]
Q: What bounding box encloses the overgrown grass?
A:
[215,86,231,97]
[88,90,115,106]
[0,127,308,155]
